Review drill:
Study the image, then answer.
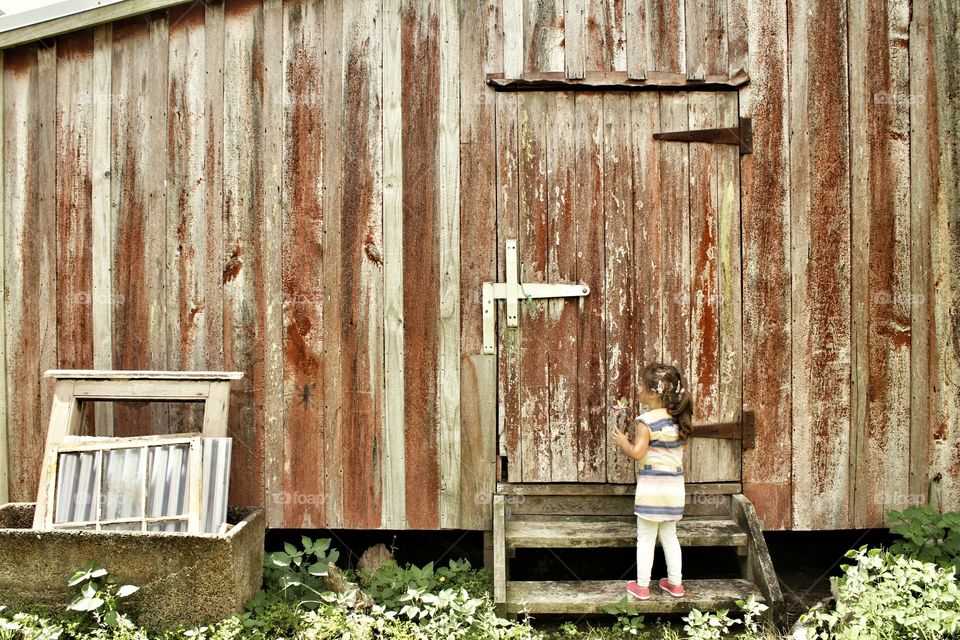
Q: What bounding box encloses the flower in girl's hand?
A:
[610,397,631,416]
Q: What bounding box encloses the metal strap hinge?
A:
[653,116,753,155]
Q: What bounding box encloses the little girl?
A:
[611,362,693,600]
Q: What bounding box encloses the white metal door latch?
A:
[481,239,590,354]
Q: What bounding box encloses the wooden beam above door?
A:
[487,70,750,92]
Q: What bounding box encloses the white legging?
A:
[636,516,683,587]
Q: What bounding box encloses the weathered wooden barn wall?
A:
[0,0,958,531]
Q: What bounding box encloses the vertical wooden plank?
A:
[37,44,57,440]
[91,25,113,435]
[382,0,406,529]
[204,1,224,373]
[740,0,791,529]
[524,0,564,74]
[923,0,960,513]
[3,46,42,501]
[625,0,647,79]
[111,15,169,437]
[848,0,911,528]
[56,31,94,382]
[686,91,720,483]
[648,0,684,74]
[282,0,327,529]
[437,0,462,528]
[459,0,500,529]
[715,92,742,481]
[545,91,577,482]
[583,0,626,72]
[402,0,441,527]
[322,0,345,527]
[502,0,523,78]
[517,92,551,482]
[564,0,585,79]
[907,0,931,514]
[657,92,691,475]
[789,0,851,530]
[726,0,747,76]
[222,0,264,507]
[340,0,384,528]
[573,92,605,483]
[166,4,207,435]
[261,0,285,527]
[603,93,634,484]
[630,91,662,396]
[496,92,522,481]
[685,0,726,80]
[0,49,6,503]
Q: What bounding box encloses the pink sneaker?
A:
[659,577,685,597]
[626,581,651,600]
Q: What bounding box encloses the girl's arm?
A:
[612,421,650,461]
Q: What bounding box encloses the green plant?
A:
[357,558,494,609]
[66,562,140,631]
[601,597,649,638]
[262,536,340,606]
[680,595,770,640]
[798,545,960,639]
[888,505,960,571]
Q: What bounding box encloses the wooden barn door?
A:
[495,91,743,485]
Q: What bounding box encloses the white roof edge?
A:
[0,0,193,49]
[0,0,128,33]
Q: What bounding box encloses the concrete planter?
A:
[0,503,264,629]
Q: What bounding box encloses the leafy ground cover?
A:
[1,507,958,639]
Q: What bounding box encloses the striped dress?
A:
[634,407,686,522]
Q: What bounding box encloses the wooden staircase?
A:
[492,483,783,621]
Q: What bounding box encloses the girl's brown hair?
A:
[642,363,693,441]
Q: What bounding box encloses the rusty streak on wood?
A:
[625,0,647,79]
[687,91,720,483]
[402,0,441,527]
[487,70,750,91]
[202,0,224,378]
[789,0,851,530]
[55,31,94,381]
[648,0,684,74]
[340,0,383,528]
[739,0,791,530]
[573,92,605,482]
[280,0,331,519]
[4,45,44,500]
[848,0,911,528]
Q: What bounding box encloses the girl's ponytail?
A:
[641,363,694,441]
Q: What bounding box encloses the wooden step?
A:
[504,578,764,615]
[505,515,748,549]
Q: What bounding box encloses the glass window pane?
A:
[101,522,142,532]
[146,519,188,533]
[54,451,99,524]
[147,445,189,517]
[101,448,145,520]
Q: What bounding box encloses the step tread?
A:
[504,578,763,614]
[505,515,747,548]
